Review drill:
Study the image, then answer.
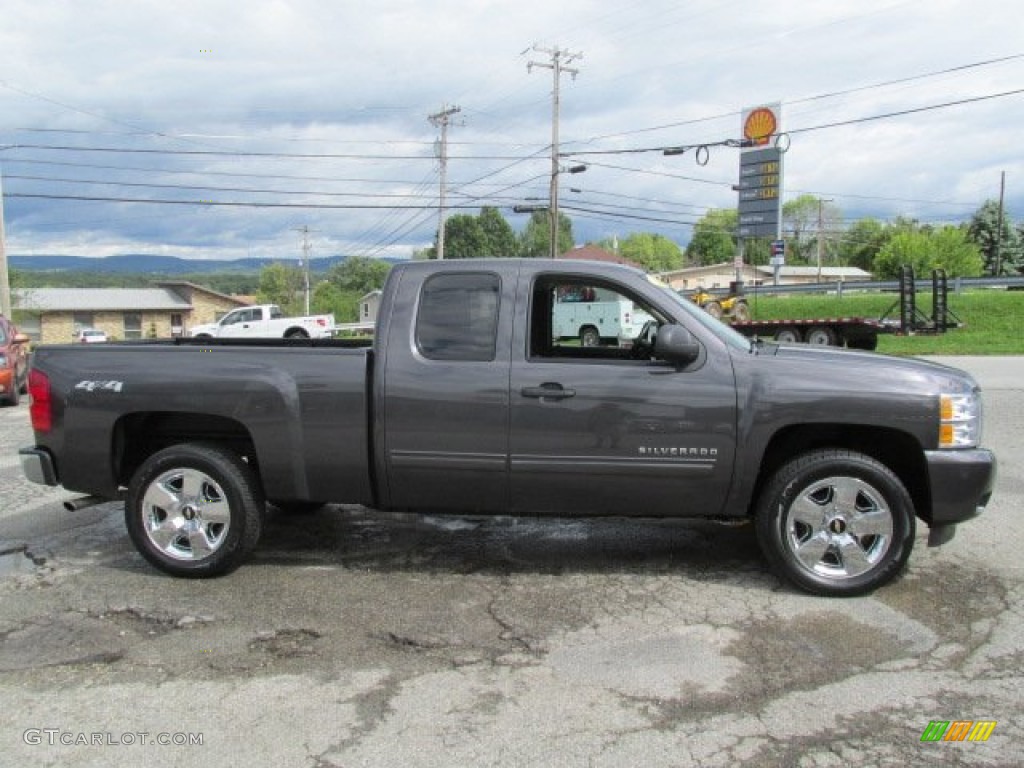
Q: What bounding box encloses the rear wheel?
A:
[285,329,309,339]
[774,327,801,343]
[847,335,879,351]
[755,449,915,596]
[730,300,751,322]
[806,325,838,346]
[125,443,265,577]
[2,378,19,406]
[580,326,601,347]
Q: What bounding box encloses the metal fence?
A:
[695,275,1024,298]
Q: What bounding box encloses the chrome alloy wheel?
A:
[141,468,232,561]
[783,476,894,580]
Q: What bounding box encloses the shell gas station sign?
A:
[737,103,783,238]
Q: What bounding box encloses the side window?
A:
[123,312,143,339]
[416,273,500,362]
[531,275,663,360]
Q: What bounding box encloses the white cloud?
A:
[1,0,1022,261]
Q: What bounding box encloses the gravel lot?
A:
[1,357,1021,767]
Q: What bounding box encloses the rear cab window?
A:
[415,272,501,361]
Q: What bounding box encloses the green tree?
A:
[619,232,683,272]
[477,206,517,257]
[325,256,391,294]
[874,226,982,278]
[686,209,737,266]
[518,211,574,258]
[782,195,842,265]
[839,218,889,273]
[257,263,304,315]
[312,281,361,323]
[967,199,1023,275]
[442,214,489,259]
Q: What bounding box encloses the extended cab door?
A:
[509,271,737,518]
[376,263,516,513]
[217,307,262,337]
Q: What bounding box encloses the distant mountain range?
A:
[10,253,388,274]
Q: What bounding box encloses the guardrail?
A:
[688,275,1024,297]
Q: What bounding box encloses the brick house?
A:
[13,282,249,344]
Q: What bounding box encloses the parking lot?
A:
[1,356,1021,767]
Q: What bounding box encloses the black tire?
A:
[774,327,801,343]
[702,301,723,319]
[285,329,309,339]
[806,325,838,346]
[125,443,265,577]
[580,326,600,347]
[847,335,879,351]
[2,379,19,406]
[730,300,751,322]
[269,499,325,515]
[755,449,915,597]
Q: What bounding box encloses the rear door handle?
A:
[520,383,576,400]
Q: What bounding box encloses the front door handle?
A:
[520,383,576,400]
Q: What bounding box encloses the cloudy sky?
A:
[1,0,1021,262]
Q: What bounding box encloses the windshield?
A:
[655,285,754,352]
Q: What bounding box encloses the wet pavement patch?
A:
[0,542,38,578]
[0,613,127,671]
[727,611,907,701]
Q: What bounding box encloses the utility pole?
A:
[528,44,581,259]
[293,225,316,315]
[991,171,1007,276]
[428,105,461,260]
[816,198,834,283]
[0,169,9,318]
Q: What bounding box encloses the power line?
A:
[7,143,532,161]
[787,87,1024,135]
[3,192,489,210]
[2,173,448,200]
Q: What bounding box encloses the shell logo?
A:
[744,108,777,146]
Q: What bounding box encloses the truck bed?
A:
[28,340,376,505]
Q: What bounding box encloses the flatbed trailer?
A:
[728,317,888,349]
[725,266,960,349]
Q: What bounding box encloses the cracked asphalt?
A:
[0,356,1021,767]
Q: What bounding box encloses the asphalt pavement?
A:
[0,356,1021,767]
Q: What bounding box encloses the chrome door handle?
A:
[520,384,576,400]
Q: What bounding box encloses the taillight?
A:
[28,369,52,433]
[317,317,327,327]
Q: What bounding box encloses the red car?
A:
[0,314,30,406]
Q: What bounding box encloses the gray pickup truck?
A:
[19,259,996,596]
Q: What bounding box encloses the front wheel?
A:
[755,449,915,596]
[125,443,265,577]
[702,300,723,319]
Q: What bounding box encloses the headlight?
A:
[0,353,8,368]
[939,392,982,449]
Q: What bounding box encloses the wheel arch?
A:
[113,411,258,490]
[750,423,930,521]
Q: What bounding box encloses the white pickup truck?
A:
[189,305,335,339]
